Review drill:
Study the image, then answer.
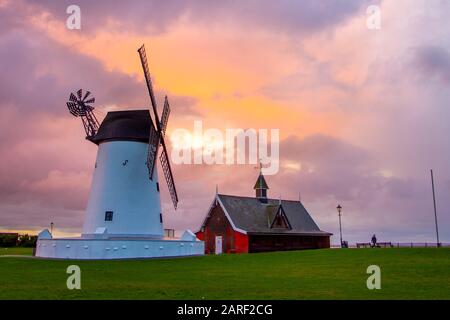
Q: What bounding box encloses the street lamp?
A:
[430,169,440,247]
[336,205,343,248]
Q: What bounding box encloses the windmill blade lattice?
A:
[66,89,100,138]
[138,44,179,209]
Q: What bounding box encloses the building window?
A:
[105,211,113,221]
[156,182,160,192]
[164,229,175,238]
[270,207,291,229]
[160,213,163,223]
[274,215,285,228]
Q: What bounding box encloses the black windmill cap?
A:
[90,110,152,144]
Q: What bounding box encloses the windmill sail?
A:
[160,148,178,209]
[138,45,159,123]
[138,45,160,178]
[138,44,179,209]
[146,123,160,180]
[160,96,170,135]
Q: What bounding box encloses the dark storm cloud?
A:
[0,1,41,36]
[0,203,85,231]
[413,46,450,83]
[163,134,431,240]
[271,135,444,243]
[27,0,371,35]
[1,0,448,243]
[277,135,385,203]
[0,24,199,213]
[0,0,201,117]
[0,29,199,116]
[0,2,200,230]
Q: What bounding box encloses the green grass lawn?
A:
[0,248,449,299]
[0,247,33,256]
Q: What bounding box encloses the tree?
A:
[0,234,19,247]
[17,234,38,247]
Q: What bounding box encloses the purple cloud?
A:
[25,0,371,35]
[414,46,450,83]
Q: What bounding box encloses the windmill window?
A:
[160,213,163,223]
[156,182,160,192]
[105,211,113,221]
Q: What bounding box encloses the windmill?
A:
[66,89,99,139]
[138,44,178,209]
[35,44,204,260]
[63,45,181,238]
[65,46,179,211]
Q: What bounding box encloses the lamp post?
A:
[430,169,440,247]
[337,205,343,247]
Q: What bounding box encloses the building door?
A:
[215,236,223,254]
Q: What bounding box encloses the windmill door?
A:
[215,236,223,254]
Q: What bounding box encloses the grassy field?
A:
[0,248,449,300]
[0,247,33,256]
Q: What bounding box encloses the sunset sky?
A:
[0,0,449,244]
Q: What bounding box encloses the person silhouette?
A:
[371,234,377,247]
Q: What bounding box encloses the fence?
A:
[332,242,450,248]
[391,242,450,248]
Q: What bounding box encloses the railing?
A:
[332,242,450,248]
[391,242,449,248]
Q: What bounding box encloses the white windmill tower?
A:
[35,45,203,259]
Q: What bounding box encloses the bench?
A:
[357,242,393,248]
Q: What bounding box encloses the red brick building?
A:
[196,172,331,254]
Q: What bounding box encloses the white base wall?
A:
[36,238,204,260]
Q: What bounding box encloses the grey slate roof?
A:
[217,194,331,236]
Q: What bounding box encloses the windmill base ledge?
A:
[35,230,204,260]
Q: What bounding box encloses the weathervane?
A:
[254,159,266,173]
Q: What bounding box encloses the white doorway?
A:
[215,236,223,254]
